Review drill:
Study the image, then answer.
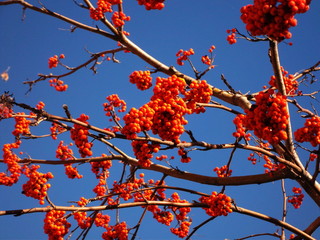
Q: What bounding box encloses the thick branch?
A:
[0,203,315,240]
[3,155,293,186]
[0,0,118,41]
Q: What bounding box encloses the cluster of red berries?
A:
[0,141,22,186]
[288,187,304,209]
[113,176,145,201]
[48,54,65,69]
[121,104,155,139]
[72,198,91,229]
[91,154,112,178]
[111,11,131,27]
[153,210,174,226]
[131,140,160,167]
[50,122,65,140]
[56,141,74,161]
[44,210,71,240]
[240,0,311,41]
[178,148,191,163]
[56,141,83,179]
[234,90,289,144]
[102,221,129,240]
[12,113,31,137]
[90,0,112,20]
[103,94,126,122]
[213,165,232,177]
[70,114,93,158]
[310,153,317,161]
[22,165,54,205]
[269,67,298,95]
[129,70,153,90]
[199,192,233,217]
[248,152,257,165]
[149,97,189,143]
[176,48,194,66]
[226,28,237,44]
[123,75,211,143]
[49,79,68,92]
[263,154,285,174]
[93,178,107,196]
[136,0,165,10]
[0,103,13,119]
[169,192,191,221]
[233,114,252,140]
[95,212,111,228]
[183,80,213,114]
[170,221,192,238]
[294,116,320,147]
[36,101,45,110]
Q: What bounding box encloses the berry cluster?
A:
[12,113,31,137]
[0,141,22,186]
[90,0,112,20]
[121,104,155,139]
[36,101,45,110]
[183,80,213,114]
[91,154,112,178]
[56,141,74,161]
[93,178,107,196]
[310,153,317,161]
[131,140,160,167]
[232,114,252,140]
[103,94,126,122]
[44,210,71,240]
[113,177,144,201]
[111,11,131,28]
[48,54,65,69]
[70,114,93,158]
[213,165,232,177]
[240,0,311,41]
[72,198,92,229]
[136,0,165,10]
[0,103,13,119]
[248,152,257,165]
[149,97,189,143]
[199,192,233,217]
[95,212,111,228]
[49,79,68,92]
[123,75,212,143]
[294,116,320,147]
[22,165,54,205]
[263,154,285,174]
[269,67,298,95]
[176,48,194,66]
[226,28,237,44]
[129,70,153,90]
[234,90,289,144]
[288,187,304,209]
[169,192,191,221]
[50,122,65,140]
[178,148,191,163]
[170,221,192,238]
[102,221,129,240]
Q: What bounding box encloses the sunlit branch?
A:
[0,154,293,186]
[292,61,320,82]
[0,0,118,40]
[268,40,304,170]
[23,48,125,88]
[0,203,315,240]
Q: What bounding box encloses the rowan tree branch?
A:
[0,203,315,240]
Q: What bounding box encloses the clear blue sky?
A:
[0,0,320,239]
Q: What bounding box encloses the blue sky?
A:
[0,0,320,239]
